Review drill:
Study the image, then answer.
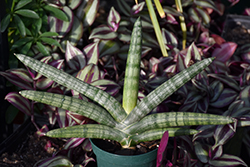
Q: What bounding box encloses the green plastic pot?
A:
[90,139,157,167]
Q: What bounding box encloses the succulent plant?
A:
[16,18,235,149]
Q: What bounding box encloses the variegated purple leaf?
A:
[211,42,237,62]
[36,155,73,167]
[82,138,92,152]
[43,105,57,125]
[165,14,178,24]
[188,8,200,23]
[81,153,95,167]
[0,70,33,90]
[35,77,54,90]
[71,64,101,96]
[6,92,31,116]
[36,124,49,137]
[56,108,69,128]
[68,0,82,10]
[49,6,73,38]
[194,0,221,14]
[83,42,99,65]
[193,125,216,142]
[67,110,87,124]
[77,64,101,83]
[208,74,240,92]
[78,0,99,27]
[7,68,33,82]
[99,40,120,57]
[209,80,223,102]
[157,130,169,167]
[66,41,86,70]
[208,154,247,167]
[163,6,182,17]
[195,7,210,25]
[162,28,178,49]
[91,79,121,96]
[131,2,145,15]
[210,145,223,159]
[107,7,120,32]
[60,16,84,52]
[185,43,202,68]
[239,86,250,107]
[212,124,236,150]
[194,141,209,163]
[244,7,250,15]
[63,138,85,150]
[89,25,117,40]
[210,88,238,108]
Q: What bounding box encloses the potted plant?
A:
[15,17,235,167]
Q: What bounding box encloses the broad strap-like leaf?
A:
[19,90,117,127]
[46,124,127,144]
[123,57,215,125]
[15,54,127,122]
[122,17,141,114]
[125,112,235,134]
[130,127,198,144]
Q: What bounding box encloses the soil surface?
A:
[223,22,250,45]
[0,132,66,167]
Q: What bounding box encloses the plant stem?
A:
[175,0,187,49]
[145,0,168,57]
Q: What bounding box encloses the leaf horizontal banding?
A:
[122,17,142,114]
[46,124,127,143]
[131,128,199,143]
[19,90,117,127]
[123,57,215,125]
[15,54,127,123]
[125,112,235,134]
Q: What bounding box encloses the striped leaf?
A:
[123,57,215,125]
[46,124,126,143]
[122,17,142,114]
[131,128,199,143]
[19,90,117,127]
[125,112,235,134]
[15,54,127,122]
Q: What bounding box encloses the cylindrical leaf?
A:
[122,17,142,114]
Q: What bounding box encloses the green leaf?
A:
[46,124,126,143]
[122,17,142,114]
[131,128,198,143]
[13,14,26,37]
[15,9,39,19]
[125,112,235,134]
[11,37,33,49]
[39,37,61,47]
[14,0,32,10]
[19,90,117,127]
[36,41,50,56]
[43,5,69,21]
[123,57,215,125]
[1,14,10,32]
[19,41,33,54]
[40,32,59,37]
[15,54,127,122]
